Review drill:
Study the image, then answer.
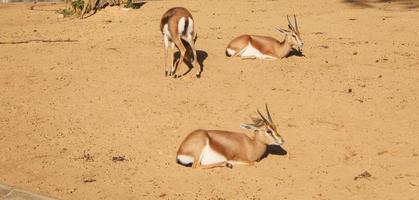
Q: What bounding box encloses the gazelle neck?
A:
[274,35,293,58]
[249,131,269,161]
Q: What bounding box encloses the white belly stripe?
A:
[200,143,226,165]
[239,43,276,59]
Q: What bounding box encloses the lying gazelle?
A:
[176,105,284,169]
[160,7,202,78]
[225,15,303,59]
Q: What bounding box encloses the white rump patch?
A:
[177,155,194,165]
[163,24,172,48]
[163,24,171,39]
[239,43,276,59]
[187,17,194,35]
[226,48,236,56]
[178,17,186,35]
[200,143,227,165]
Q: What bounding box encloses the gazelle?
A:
[160,7,202,78]
[225,15,303,59]
[176,105,285,169]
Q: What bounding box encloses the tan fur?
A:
[160,7,201,78]
[227,34,295,59]
[226,15,303,59]
[176,106,284,169]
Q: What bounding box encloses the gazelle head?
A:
[240,105,285,146]
[276,15,303,51]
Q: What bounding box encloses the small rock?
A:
[409,180,418,186]
[348,88,352,93]
[112,156,127,162]
[83,178,96,183]
[58,14,64,19]
[354,170,372,180]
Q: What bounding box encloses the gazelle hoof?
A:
[196,74,201,78]
[226,163,233,168]
[165,71,168,77]
[173,74,180,79]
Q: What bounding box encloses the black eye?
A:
[266,129,272,134]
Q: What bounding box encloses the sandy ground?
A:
[0,0,418,199]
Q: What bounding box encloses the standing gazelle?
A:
[225,15,303,59]
[160,7,202,78]
[176,105,285,169]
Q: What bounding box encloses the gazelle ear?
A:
[240,124,260,131]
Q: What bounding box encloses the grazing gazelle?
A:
[160,7,202,78]
[225,15,303,59]
[176,105,285,169]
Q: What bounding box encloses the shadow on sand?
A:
[259,145,288,161]
[285,48,305,58]
[173,45,208,77]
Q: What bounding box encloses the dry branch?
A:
[0,39,78,45]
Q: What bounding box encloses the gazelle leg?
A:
[171,38,186,78]
[186,37,201,78]
[239,56,257,60]
[197,161,231,169]
[164,47,169,76]
[163,36,173,77]
[227,160,254,166]
[192,156,230,169]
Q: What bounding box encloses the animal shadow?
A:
[84,2,147,19]
[285,48,305,58]
[173,40,208,77]
[130,2,147,9]
[259,145,288,161]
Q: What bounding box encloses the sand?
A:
[0,0,418,199]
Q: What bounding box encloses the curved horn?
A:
[257,109,269,125]
[265,104,273,123]
[294,15,299,33]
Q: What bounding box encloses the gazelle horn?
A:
[257,109,270,125]
[265,104,273,124]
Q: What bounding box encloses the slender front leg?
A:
[197,161,231,169]
[240,56,257,60]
